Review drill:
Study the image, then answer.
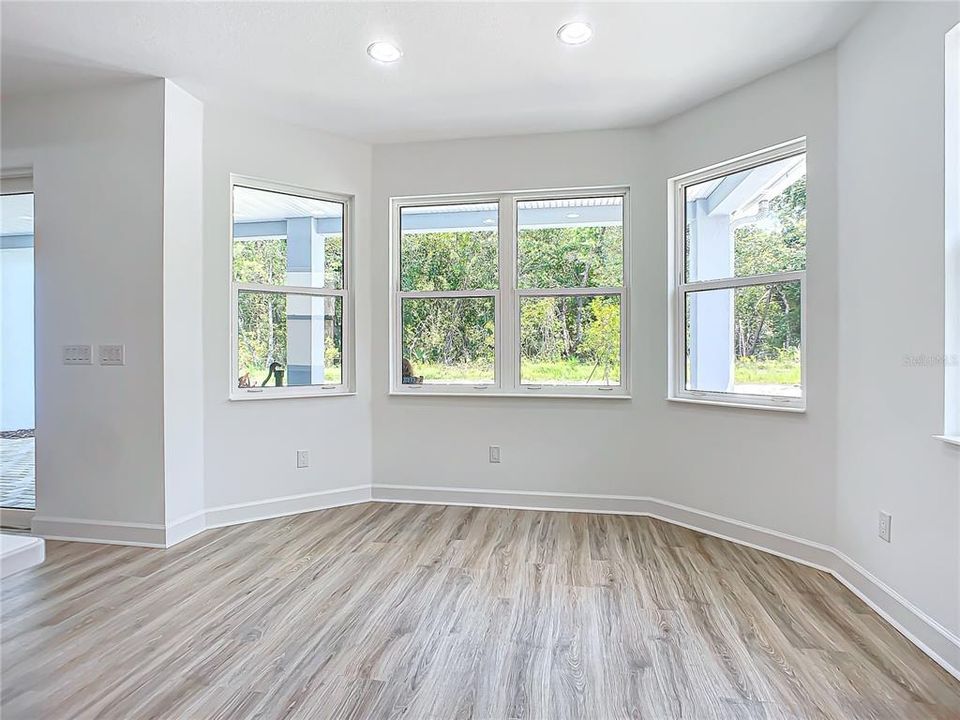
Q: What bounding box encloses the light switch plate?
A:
[98,344,125,366]
[63,345,92,365]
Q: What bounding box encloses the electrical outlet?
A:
[98,344,125,366]
[878,511,892,543]
[297,450,310,469]
[489,445,501,464]
[63,345,92,365]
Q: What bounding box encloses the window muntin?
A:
[392,189,628,396]
[230,177,352,399]
[670,140,806,409]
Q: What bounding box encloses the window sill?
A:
[934,435,960,447]
[667,395,806,413]
[389,389,631,400]
[230,389,356,401]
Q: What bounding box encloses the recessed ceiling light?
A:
[566,213,581,219]
[557,22,593,46]
[367,41,402,63]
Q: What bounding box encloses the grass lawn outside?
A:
[733,356,801,386]
[410,359,621,385]
[241,365,341,387]
[240,355,801,390]
[410,355,800,388]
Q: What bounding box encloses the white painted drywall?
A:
[836,1,960,638]
[371,53,839,546]
[650,53,839,544]
[1,81,167,525]
[2,4,955,668]
[1,246,34,431]
[162,80,206,528]
[201,105,373,512]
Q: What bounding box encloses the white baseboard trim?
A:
[204,485,372,529]
[164,510,207,547]
[31,515,167,548]
[31,485,374,550]
[1,534,45,578]
[831,550,960,682]
[371,483,960,681]
[0,508,35,530]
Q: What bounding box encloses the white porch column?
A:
[688,198,734,392]
[285,217,325,385]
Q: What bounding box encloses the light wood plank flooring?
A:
[2,502,958,719]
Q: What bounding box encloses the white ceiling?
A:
[0,2,870,144]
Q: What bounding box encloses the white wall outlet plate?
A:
[296,450,310,468]
[62,345,92,365]
[98,344,125,366]
[489,445,501,463]
[878,511,892,543]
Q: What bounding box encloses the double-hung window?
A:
[230,176,354,399]
[669,139,807,410]
[391,188,628,397]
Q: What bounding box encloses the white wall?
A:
[836,0,960,647]
[1,246,34,431]
[161,80,206,534]
[1,81,374,540]
[650,53,838,543]
[2,81,168,528]
[201,106,373,517]
[371,52,838,546]
[2,0,955,675]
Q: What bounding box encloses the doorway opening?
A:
[1,176,35,527]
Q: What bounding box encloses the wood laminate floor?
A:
[2,502,958,719]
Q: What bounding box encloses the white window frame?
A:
[389,186,630,398]
[668,138,807,412]
[229,174,355,401]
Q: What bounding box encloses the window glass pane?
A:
[684,154,806,282]
[237,291,342,388]
[520,295,621,386]
[518,196,623,289]
[684,281,801,397]
[400,203,498,291]
[401,297,495,384]
[232,185,344,289]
